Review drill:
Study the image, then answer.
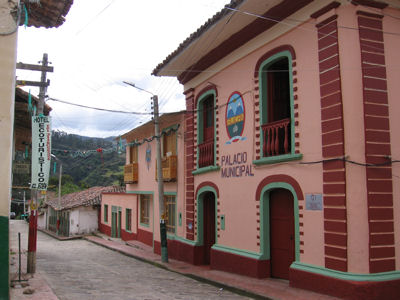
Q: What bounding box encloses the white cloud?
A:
[16,0,228,137]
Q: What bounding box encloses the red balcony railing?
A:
[262,118,290,157]
[198,140,214,168]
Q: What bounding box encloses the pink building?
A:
[149,0,400,299]
[100,112,185,250]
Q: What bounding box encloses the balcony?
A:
[262,118,290,157]
[156,155,177,182]
[198,140,214,168]
[124,163,138,183]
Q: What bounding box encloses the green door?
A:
[118,210,122,238]
[111,212,117,238]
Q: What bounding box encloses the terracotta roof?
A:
[19,0,74,28]
[46,186,125,210]
[152,0,244,77]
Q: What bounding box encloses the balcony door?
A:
[198,95,215,168]
[263,57,291,156]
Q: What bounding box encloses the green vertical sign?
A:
[31,116,51,190]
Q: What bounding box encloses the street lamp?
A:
[51,154,62,235]
[123,81,168,263]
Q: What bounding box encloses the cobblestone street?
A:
[10,221,251,300]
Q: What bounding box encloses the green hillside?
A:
[50,131,125,191]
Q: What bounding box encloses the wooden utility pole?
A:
[153,95,168,263]
[123,81,168,262]
[18,53,52,274]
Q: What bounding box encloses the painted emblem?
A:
[146,144,151,170]
[225,92,246,144]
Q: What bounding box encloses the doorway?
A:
[111,206,121,238]
[269,189,295,279]
[203,192,215,265]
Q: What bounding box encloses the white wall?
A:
[70,206,98,235]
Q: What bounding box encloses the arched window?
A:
[196,89,216,169]
[259,51,295,159]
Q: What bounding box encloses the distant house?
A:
[100,111,185,248]
[41,186,122,237]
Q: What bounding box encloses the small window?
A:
[164,195,176,234]
[140,194,151,226]
[129,145,138,164]
[104,204,108,223]
[126,208,132,231]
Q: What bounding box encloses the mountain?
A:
[51,131,126,188]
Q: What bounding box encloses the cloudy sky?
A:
[16,0,229,138]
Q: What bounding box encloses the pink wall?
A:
[125,113,186,242]
[101,193,138,234]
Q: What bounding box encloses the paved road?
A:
[30,228,250,300]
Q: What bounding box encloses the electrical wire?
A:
[75,0,116,35]
[47,97,153,115]
[298,156,400,167]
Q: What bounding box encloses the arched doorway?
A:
[202,191,215,265]
[269,189,295,279]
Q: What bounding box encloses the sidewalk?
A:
[9,220,58,300]
[85,233,339,300]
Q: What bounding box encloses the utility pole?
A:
[153,95,168,262]
[51,154,62,235]
[23,191,26,215]
[24,53,50,274]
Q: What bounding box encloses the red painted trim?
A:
[137,228,153,247]
[358,14,395,272]
[370,259,396,273]
[99,223,111,236]
[185,90,196,240]
[255,174,304,201]
[290,267,400,300]
[325,257,347,272]
[325,245,347,258]
[369,221,394,233]
[370,246,395,259]
[316,14,338,28]
[356,10,384,19]
[196,181,220,198]
[183,88,195,96]
[324,195,346,206]
[311,2,341,19]
[211,248,269,278]
[253,45,296,78]
[353,1,388,10]
[194,85,218,108]
[316,15,348,271]
[121,229,136,241]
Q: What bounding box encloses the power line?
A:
[47,97,153,115]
